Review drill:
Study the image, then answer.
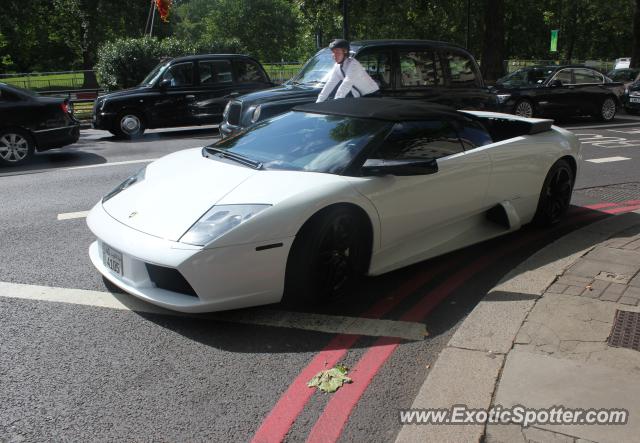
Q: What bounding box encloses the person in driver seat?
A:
[316,39,380,103]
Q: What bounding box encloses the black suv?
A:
[220,40,496,137]
[93,54,273,138]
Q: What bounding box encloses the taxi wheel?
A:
[113,112,146,139]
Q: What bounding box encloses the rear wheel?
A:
[0,129,35,166]
[598,97,616,121]
[513,99,534,118]
[532,159,574,226]
[283,207,368,306]
[113,111,145,139]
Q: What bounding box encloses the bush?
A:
[94,36,241,91]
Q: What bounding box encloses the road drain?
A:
[607,309,640,351]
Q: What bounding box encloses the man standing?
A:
[316,39,380,103]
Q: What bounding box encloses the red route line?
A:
[250,261,453,443]
[603,204,640,214]
[252,206,616,443]
[584,199,640,211]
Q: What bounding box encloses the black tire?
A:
[513,99,535,118]
[532,159,574,226]
[597,97,617,122]
[0,128,35,166]
[283,207,368,306]
[112,111,145,139]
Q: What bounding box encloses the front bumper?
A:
[624,95,640,110]
[92,111,117,131]
[87,203,294,313]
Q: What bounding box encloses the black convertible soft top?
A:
[294,98,469,122]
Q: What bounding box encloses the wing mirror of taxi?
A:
[548,79,563,88]
[159,79,171,89]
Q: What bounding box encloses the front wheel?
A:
[283,207,368,306]
[113,112,145,139]
[513,99,534,118]
[598,97,616,122]
[0,129,35,166]
[532,159,574,226]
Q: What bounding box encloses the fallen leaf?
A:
[308,367,353,393]
[425,364,431,369]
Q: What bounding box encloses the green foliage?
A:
[94,36,241,90]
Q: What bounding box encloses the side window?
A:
[356,50,392,89]
[234,59,267,83]
[574,68,603,84]
[372,120,463,161]
[553,69,573,85]
[200,60,233,85]
[459,120,493,150]
[442,52,480,88]
[162,62,194,87]
[398,50,444,87]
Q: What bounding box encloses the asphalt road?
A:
[1,115,640,442]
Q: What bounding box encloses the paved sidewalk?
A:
[396,211,640,443]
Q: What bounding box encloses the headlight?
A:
[497,94,512,104]
[180,204,271,246]
[250,105,262,123]
[630,90,640,97]
[102,167,146,203]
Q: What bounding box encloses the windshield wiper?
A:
[203,147,263,170]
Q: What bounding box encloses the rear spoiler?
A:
[461,110,554,135]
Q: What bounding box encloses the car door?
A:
[385,47,447,104]
[190,58,237,124]
[354,47,393,93]
[440,50,493,110]
[538,68,574,114]
[152,61,196,127]
[572,68,608,113]
[350,119,491,264]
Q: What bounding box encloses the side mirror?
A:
[548,79,563,88]
[159,79,171,89]
[361,158,438,176]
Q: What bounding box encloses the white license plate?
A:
[630,97,640,103]
[102,243,123,275]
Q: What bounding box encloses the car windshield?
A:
[607,69,639,82]
[289,49,336,85]
[210,111,391,174]
[140,61,171,86]
[496,68,555,87]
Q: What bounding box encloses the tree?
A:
[481,0,505,82]
[633,0,640,68]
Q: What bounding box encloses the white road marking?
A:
[567,122,640,130]
[57,210,90,220]
[574,133,640,148]
[63,159,158,171]
[586,156,631,163]
[0,281,427,341]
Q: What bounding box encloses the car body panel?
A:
[88,101,581,313]
[0,82,80,154]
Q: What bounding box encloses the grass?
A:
[0,72,86,91]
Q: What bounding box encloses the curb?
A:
[395,211,640,443]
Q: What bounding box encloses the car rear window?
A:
[234,59,267,83]
[442,52,480,88]
[399,50,444,87]
[200,60,233,84]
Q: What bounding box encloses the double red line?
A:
[252,203,637,443]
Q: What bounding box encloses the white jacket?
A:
[316,58,380,103]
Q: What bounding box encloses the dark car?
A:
[93,54,273,138]
[220,40,497,137]
[623,80,640,114]
[0,82,80,166]
[607,68,640,86]
[493,65,623,121]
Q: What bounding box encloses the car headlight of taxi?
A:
[250,105,262,123]
[102,167,146,203]
[180,204,271,246]
[496,94,512,104]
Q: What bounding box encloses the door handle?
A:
[186,94,196,100]
[224,92,240,99]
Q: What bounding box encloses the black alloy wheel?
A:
[533,159,574,226]
[283,207,367,305]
